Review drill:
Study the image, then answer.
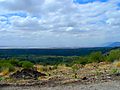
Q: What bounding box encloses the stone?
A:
[10,69,46,80]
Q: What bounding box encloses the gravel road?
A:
[1,81,120,90]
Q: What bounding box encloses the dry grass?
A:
[114,61,120,68]
[0,61,117,83]
[1,68,9,76]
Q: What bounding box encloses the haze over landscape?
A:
[0,0,120,48]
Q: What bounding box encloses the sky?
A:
[0,0,120,48]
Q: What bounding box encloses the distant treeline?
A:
[0,47,120,66]
[0,47,118,56]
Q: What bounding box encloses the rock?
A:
[10,69,46,80]
[114,73,120,76]
[81,77,87,80]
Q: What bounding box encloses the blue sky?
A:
[0,0,120,48]
[74,0,108,4]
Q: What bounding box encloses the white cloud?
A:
[9,16,41,30]
[0,0,120,47]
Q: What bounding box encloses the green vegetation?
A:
[106,49,120,62]
[0,48,120,74]
[0,60,34,74]
[0,61,15,72]
[20,61,34,69]
[111,68,119,74]
[9,59,19,67]
[0,77,5,81]
[0,48,120,83]
[88,52,104,63]
[72,57,88,65]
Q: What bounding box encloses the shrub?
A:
[88,52,104,63]
[0,63,15,72]
[0,77,5,81]
[20,61,34,69]
[71,64,79,78]
[111,68,119,74]
[72,64,79,72]
[9,59,19,67]
[73,57,88,65]
[0,60,9,64]
[106,49,120,62]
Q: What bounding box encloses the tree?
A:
[9,59,19,67]
[73,56,88,65]
[19,61,34,69]
[106,49,120,62]
[88,52,104,63]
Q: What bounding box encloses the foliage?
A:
[9,59,19,67]
[20,61,34,69]
[106,49,120,62]
[0,77,5,81]
[95,69,101,76]
[73,56,88,65]
[0,48,120,71]
[0,62,15,72]
[111,68,119,74]
[72,64,79,72]
[88,52,104,63]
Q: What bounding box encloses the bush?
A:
[73,57,88,65]
[111,68,119,74]
[0,77,5,81]
[106,49,120,62]
[88,52,104,63]
[0,63,15,72]
[0,60,9,64]
[9,59,19,67]
[72,64,79,72]
[20,61,34,69]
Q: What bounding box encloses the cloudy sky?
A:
[0,0,120,48]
